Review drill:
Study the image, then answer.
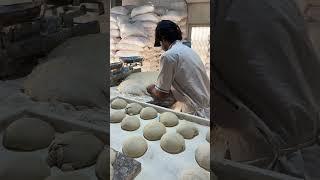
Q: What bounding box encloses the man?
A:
[213,0,320,179]
[147,20,210,119]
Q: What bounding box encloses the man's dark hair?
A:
[154,20,182,47]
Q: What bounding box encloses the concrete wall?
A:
[187,2,210,25]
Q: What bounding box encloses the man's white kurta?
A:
[155,41,210,119]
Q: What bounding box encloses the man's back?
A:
[161,41,210,112]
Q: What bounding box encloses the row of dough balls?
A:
[122,135,210,171]
[111,107,210,141]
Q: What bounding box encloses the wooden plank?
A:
[211,159,303,180]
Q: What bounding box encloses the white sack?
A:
[161,10,187,22]
[132,13,160,23]
[110,29,120,38]
[119,22,147,38]
[154,6,168,16]
[110,37,121,44]
[131,5,154,17]
[110,21,118,30]
[111,6,128,15]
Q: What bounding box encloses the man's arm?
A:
[147,54,177,100]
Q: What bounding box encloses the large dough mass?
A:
[176,121,199,139]
[47,131,104,171]
[111,98,127,109]
[195,143,210,171]
[122,136,148,158]
[121,116,140,131]
[140,107,158,120]
[125,103,143,115]
[143,121,166,141]
[3,117,55,151]
[110,110,126,123]
[160,132,185,154]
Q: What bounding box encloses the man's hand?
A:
[147,84,156,95]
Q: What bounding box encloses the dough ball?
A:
[111,98,127,109]
[121,116,140,131]
[140,107,158,120]
[160,132,185,154]
[0,154,50,180]
[159,112,179,127]
[110,110,126,123]
[143,121,166,141]
[125,103,143,115]
[47,131,104,171]
[3,117,55,151]
[206,130,210,143]
[122,136,148,158]
[179,168,211,180]
[195,143,210,171]
[176,121,199,139]
[45,173,90,180]
[95,148,108,180]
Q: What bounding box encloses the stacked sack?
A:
[110,6,128,62]
[109,3,188,72]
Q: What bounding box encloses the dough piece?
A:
[143,121,166,141]
[95,148,108,180]
[176,121,199,139]
[195,143,210,171]
[122,136,148,158]
[110,110,126,123]
[3,117,55,151]
[206,130,210,143]
[159,112,179,127]
[111,98,127,109]
[45,173,90,180]
[0,154,50,180]
[47,131,104,171]
[140,107,158,120]
[125,103,143,115]
[121,116,140,131]
[179,168,212,180]
[160,132,185,154]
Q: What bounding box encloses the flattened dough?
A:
[195,143,210,171]
[176,121,199,139]
[159,112,179,127]
[110,110,126,123]
[3,117,55,151]
[179,168,211,180]
[122,136,148,158]
[111,98,127,109]
[0,154,50,180]
[140,107,158,120]
[143,121,166,141]
[47,131,104,171]
[160,132,185,154]
[121,116,140,131]
[125,103,143,115]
